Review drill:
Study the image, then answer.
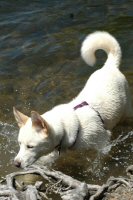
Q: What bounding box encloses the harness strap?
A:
[55,129,80,155]
[55,101,104,155]
[74,101,104,124]
[74,101,89,110]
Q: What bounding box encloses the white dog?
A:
[13,31,133,168]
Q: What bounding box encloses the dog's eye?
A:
[27,145,34,149]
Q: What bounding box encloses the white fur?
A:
[14,31,133,168]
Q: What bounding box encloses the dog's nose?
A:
[14,160,21,168]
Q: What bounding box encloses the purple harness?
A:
[74,101,89,110]
[73,101,104,124]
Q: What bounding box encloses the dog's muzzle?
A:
[14,159,21,168]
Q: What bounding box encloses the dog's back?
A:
[73,31,133,129]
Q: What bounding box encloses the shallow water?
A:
[0,0,133,186]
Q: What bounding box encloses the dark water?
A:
[0,0,133,185]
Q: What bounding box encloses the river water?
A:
[0,0,133,185]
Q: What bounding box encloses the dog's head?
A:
[13,107,53,168]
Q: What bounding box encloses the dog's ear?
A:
[31,111,48,134]
[13,107,29,128]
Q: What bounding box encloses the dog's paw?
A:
[36,151,59,166]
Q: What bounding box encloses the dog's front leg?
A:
[36,150,59,166]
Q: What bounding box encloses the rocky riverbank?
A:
[0,165,133,200]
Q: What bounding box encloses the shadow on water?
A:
[0,0,133,186]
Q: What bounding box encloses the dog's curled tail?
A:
[81,31,121,69]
